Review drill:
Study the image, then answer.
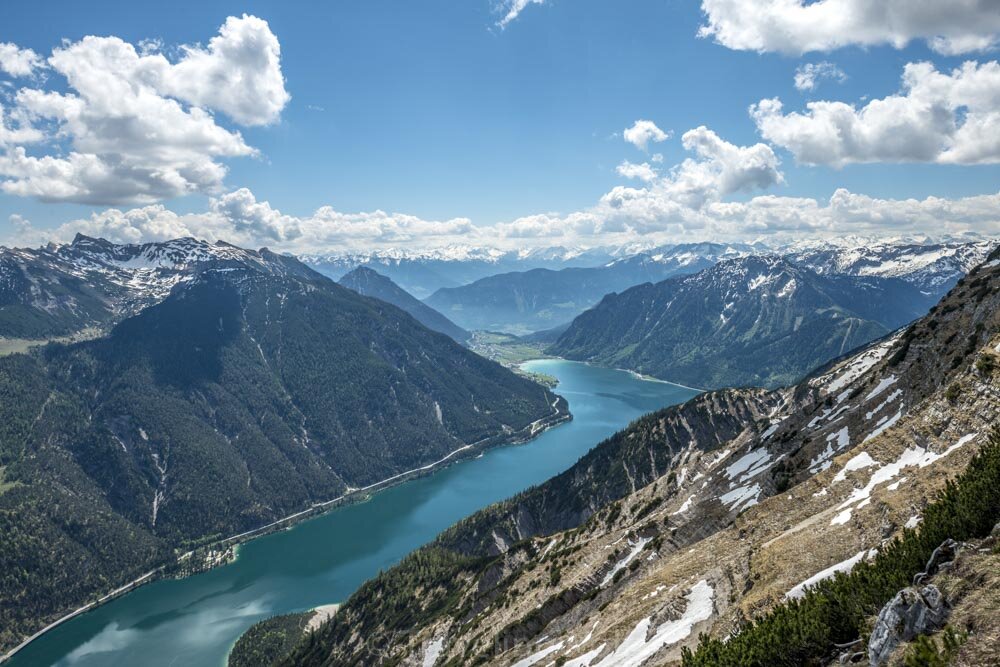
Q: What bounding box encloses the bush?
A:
[975,354,997,376]
[903,626,967,667]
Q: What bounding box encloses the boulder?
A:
[868,585,949,666]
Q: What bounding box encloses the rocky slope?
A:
[0,248,564,655]
[277,247,1000,667]
[551,255,938,389]
[339,267,469,343]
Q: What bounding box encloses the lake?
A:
[8,360,698,667]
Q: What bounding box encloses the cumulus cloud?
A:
[752,60,1000,167]
[0,43,42,77]
[623,120,671,151]
[12,179,1000,254]
[794,62,847,91]
[0,15,288,205]
[210,188,301,242]
[497,0,547,28]
[616,160,659,182]
[699,0,1000,55]
[663,126,784,208]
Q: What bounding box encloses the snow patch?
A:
[589,581,714,667]
[833,452,877,482]
[602,537,651,586]
[865,389,902,420]
[865,376,898,402]
[719,483,761,511]
[785,550,874,599]
[832,434,977,525]
[863,409,903,443]
[672,495,695,515]
[830,509,853,526]
[423,638,444,667]
[511,641,564,667]
[725,449,770,480]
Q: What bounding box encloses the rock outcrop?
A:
[869,585,950,666]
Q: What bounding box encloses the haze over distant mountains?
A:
[338,267,470,344]
[299,238,994,336]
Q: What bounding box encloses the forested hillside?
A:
[0,258,563,655]
[551,256,938,389]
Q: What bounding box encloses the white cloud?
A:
[0,15,288,205]
[497,0,547,28]
[794,62,847,92]
[616,160,659,182]
[13,179,1000,254]
[623,120,671,151]
[663,126,784,208]
[753,60,1000,167]
[0,43,42,77]
[210,188,301,242]
[699,0,1000,55]
[154,15,289,126]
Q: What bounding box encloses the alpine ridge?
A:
[550,255,940,389]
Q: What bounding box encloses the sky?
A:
[2,0,1000,253]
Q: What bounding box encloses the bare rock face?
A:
[868,585,949,666]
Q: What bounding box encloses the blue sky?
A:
[2,0,1000,250]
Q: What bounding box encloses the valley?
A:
[3,6,1000,666]
[2,360,698,667]
[271,247,1000,667]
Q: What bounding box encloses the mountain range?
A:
[0,242,563,654]
[550,255,941,389]
[268,245,1000,667]
[423,243,755,334]
[300,246,617,300]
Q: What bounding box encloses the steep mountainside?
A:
[0,255,564,655]
[551,256,938,389]
[0,234,315,340]
[339,267,469,343]
[273,249,1000,667]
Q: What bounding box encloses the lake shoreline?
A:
[0,394,571,666]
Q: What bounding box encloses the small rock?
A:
[868,585,949,666]
[913,538,958,585]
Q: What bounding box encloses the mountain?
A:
[550,255,940,389]
[301,246,615,300]
[0,245,565,655]
[423,244,753,335]
[338,267,469,343]
[786,239,996,296]
[0,234,315,340]
[270,246,1000,667]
